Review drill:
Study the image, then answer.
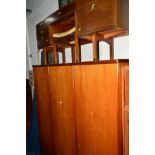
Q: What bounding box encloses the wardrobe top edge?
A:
[33,59,129,68]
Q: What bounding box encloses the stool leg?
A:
[75,34,81,63]
[71,46,75,63]
[43,47,47,65]
[92,34,99,61]
[53,44,57,64]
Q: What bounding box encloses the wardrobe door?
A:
[74,64,122,155]
[33,67,54,155]
[48,66,77,155]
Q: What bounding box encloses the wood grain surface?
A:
[74,63,122,155]
[33,67,54,155]
[48,66,77,155]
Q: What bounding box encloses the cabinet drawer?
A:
[76,0,116,36]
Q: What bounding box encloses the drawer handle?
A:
[91,3,95,12]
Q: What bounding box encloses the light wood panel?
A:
[33,67,54,155]
[124,66,129,107]
[33,61,129,155]
[121,65,129,155]
[124,110,129,155]
[74,64,122,155]
[48,66,77,155]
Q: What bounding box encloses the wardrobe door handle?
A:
[91,3,95,12]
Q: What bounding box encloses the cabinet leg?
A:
[53,44,57,64]
[71,46,75,63]
[43,47,47,65]
[92,34,99,61]
[75,35,81,63]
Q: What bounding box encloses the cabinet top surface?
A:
[33,59,129,68]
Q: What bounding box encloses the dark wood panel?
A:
[36,22,50,49]
[33,67,54,155]
[74,64,122,155]
[48,66,77,155]
[75,0,93,9]
[117,0,129,30]
[76,0,117,36]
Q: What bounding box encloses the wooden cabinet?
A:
[33,67,54,155]
[34,0,129,154]
[33,60,129,155]
[75,0,129,36]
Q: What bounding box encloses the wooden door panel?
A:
[33,67,54,155]
[124,111,129,155]
[48,66,77,155]
[121,64,129,155]
[74,64,121,155]
[124,66,129,107]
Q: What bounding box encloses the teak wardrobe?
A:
[33,60,129,155]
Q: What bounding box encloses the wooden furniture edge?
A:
[33,59,129,68]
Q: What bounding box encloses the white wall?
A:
[114,35,129,59]
[81,44,93,62]
[65,48,72,63]
[26,0,59,77]
[99,42,110,60]
[64,36,129,63]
